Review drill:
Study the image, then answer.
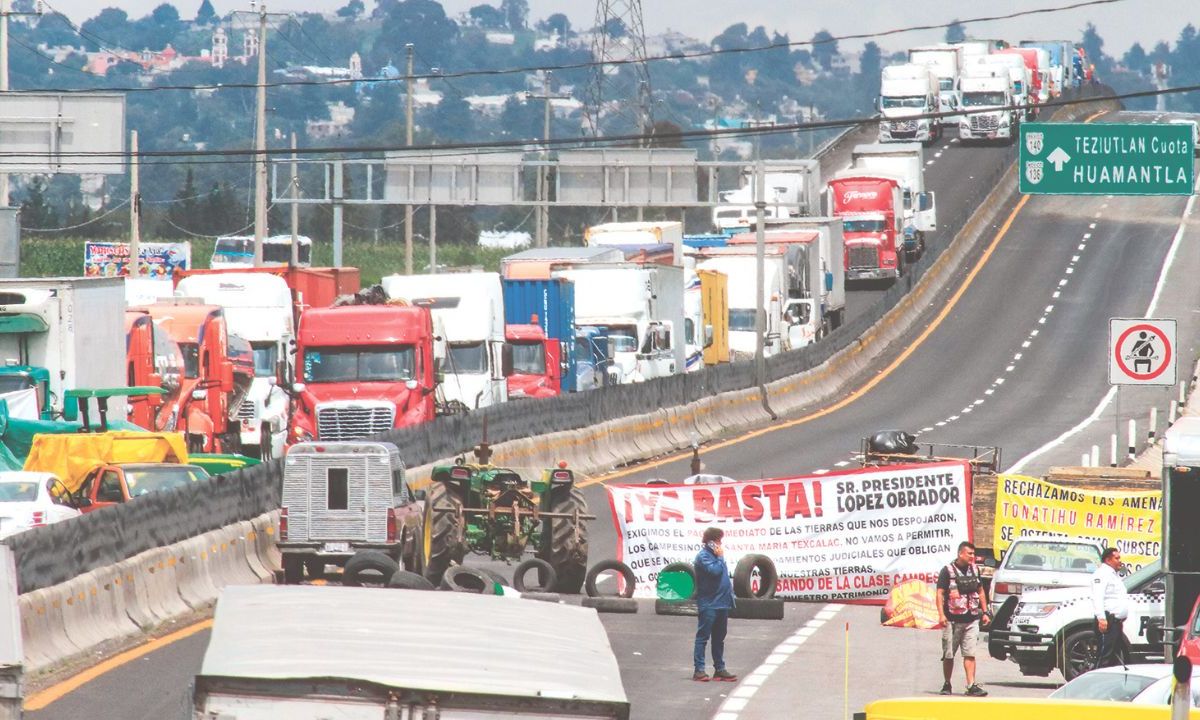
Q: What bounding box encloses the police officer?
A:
[1091,547,1129,669]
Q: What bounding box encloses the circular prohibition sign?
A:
[1114,323,1172,381]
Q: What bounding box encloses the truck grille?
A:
[236,399,255,421]
[316,405,396,440]
[970,114,1000,131]
[848,246,879,269]
[892,120,916,132]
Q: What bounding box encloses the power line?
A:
[288,14,338,67]
[22,199,130,233]
[4,0,1130,96]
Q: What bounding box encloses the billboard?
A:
[84,241,191,279]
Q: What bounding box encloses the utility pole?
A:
[289,132,298,268]
[753,142,766,390]
[429,205,437,274]
[129,130,140,277]
[404,43,414,274]
[527,71,568,248]
[252,1,269,267]
[0,0,42,210]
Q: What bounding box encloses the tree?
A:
[602,17,626,39]
[166,168,200,238]
[1080,23,1112,76]
[195,0,216,25]
[945,20,966,44]
[857,41,882,101]
[647,120,683,148]
[431,93,475,140]
[80,8,132,51]
[336,0,364,20]
[20,178,57,229]
[501,0,528,31]
[468,4,506,29]
[1122,42,1148,74]
[369,0,459,70]
[537,13,571,38]
[811,30,838,72]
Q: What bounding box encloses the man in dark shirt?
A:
[693,527,736,682]
[935,541,990,697]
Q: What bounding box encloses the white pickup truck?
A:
[987,560,1166,681]
[989,538,1103,614]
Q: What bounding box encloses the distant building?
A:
[212,27,228,68]
[306,101,357,139]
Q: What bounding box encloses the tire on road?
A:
[419,481,466,587]
[729,597,785,620]
[440,565,494,594]
[656,561,697,600]
[281,554,304,585]
[585,559,636,598]
[304,557,326,581]
[514,558,558,593]
[733,554,778,599]
[655,599,698,617]
[539,486,590,594]
[583,596,639,614]
[342,550,399,587]
[386,570,436,591]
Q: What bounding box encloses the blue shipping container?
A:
[502,278,577,393]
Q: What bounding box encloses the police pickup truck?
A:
[987,560,1166,681]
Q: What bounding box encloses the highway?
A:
[25,113,1200,720]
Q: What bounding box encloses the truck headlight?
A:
[1016,602,1060,617]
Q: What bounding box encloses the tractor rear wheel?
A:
[539,486,589,594]
[419,482,465,587]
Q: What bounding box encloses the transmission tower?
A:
[584,0,653,140]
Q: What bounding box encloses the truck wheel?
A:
[539,486,589,594]
[420,482,465,587]
[281,554,304,585]
[733,554,778,599]
[343,550,399,587]
[304,557,325,580]
[1061,629,1100,680]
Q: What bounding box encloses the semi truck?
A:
[998,47,1047,109]
[726,230,840,346]
[551,264,685,384]
[502,277,577,394]
[759,216,848,333]
[504,323,560,399]
[0,277,125,420]
[1020,40,1075,97]
[381,272,507,412]
[173,266,361,327]
[957,62,1019,144]
[174,273,293,461]
[825,172,906,282]
[850,143,937,261]
[501,247,625,280]
[878,64,941,145]
[123,310,184,432]
[289,304,437,443]
[712,162,822,231]
[584,221,684,266]
[907,44,964,125]
[978,53,1033,121]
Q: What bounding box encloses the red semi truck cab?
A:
[289,305,436,443]
[827,175,905,282]
[505,323,561,400]
[124,310,185,432]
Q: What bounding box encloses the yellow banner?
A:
[993,474,1161,572]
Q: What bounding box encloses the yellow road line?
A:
[579,193,1033,488]
[24,619,214,711]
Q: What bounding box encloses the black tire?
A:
[386,570,436,591]
[343,550,399,587]
[655,599,698,617]
[304,557,326,581]
[440,565,494,594]
[733,554,778,599]
[1019,664,1055,677]
[582,596,639,614]
[585,559,636,598]
[657,562,697,600]
[419,481,465,587]
[730,597,785,620]
[1061,629,1101,681]
[987,596,1019,661]
[478,567,511,588]
[281,554,304,585]
[539,486,589,594]
[513,558,558,593]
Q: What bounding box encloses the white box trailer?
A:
[584,221,684,266]
[908,44,964,125]
[761,216,847,332]
[850,143,937,259]
[0,277,125,419]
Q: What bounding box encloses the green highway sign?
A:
[1018,122,1195,196]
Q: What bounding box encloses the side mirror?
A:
[704,324,714,349]
[74,496,93,508]
[501,344,513,377]
[918,191,935,212]
[220,359,235,394]
[191,388,209,401]
[1145,617,1165,646]
[292,382,307,394]
[874,98,882,112]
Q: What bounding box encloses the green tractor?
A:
[407,442,593,593]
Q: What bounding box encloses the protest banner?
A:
[84,241,191,279]
[993,474,1161,571]
[606,460,971,602]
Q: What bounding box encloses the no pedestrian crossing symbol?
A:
[1109,318,1176,386]
[1020,123,1194,196]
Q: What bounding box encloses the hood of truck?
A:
[881,107,925,120]
[507,373,557,399]
[300,381,423,417]
[843,233,889,247]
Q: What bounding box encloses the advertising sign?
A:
[84,241,191,279]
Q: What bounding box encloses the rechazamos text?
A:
[607,461,972,602]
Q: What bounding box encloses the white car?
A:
[1050,663,1200,706]
[989,537,1103,614]
[0,471,80,539]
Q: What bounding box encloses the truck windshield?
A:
[251,342,278,378]
[212,238,252,263]
[729,309,756,332]
[0,374,34,393]
[446,343,487,375]
[842,219,887,233]
[1004,540,1099,573]
[603,327,638,353]
[510,341,545,375]
[962,91,1006,107]
[881,96,926,109]
[939,79,954,91]
[179,343,200,379]
[263,243,311,265]
[124,466,209,497]
[303,347,416,383]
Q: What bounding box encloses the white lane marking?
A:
[1089,222,1097,229]
[1083,233,1092,239]
[834,460,850,467]
[974,399,985,405]
[1008,178,1198,473]
[926,160,935,166]
[813,469,830,475]
[1066,267,1074,274]
[1044,305,1054,313]
[985,388,995,395]
[1078,243,1086,250]
[1071,255,1080,262]
[935,152,943,158]
[948,415,959,421]
[1013,353,1023,360]
[1059,279,1068,286]
[1052,291,1061,299]
[713,604,845,719]
[961,407,973,414]
[920,427,934,433]
[1038,316,1047,324]
[935,421,946,426]
[1021,340,1031,348]
[1006,365,1015,372]
[995,378,1005,385]
[942,144,951,150]
[1030,329,1039,337]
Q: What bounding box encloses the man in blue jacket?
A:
[693,527,736,682]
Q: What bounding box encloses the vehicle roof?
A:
[299,304,429,344]
[726,230,819,246]
[141,303,222,343]
[285,441,400,457]
[0,471,57,483]
[200,585,628,708]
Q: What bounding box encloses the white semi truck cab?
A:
[878,64,941,145]
[958,65,1018,144]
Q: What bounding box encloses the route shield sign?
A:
[1109,318,1176,386]
[1020,123,1194,196]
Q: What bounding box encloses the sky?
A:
[41,0,1200,58]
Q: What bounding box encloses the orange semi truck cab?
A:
[505,323,561,400]
[289,304,436,443]
[124,310,185,431]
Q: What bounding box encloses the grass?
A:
[20,236,515,286]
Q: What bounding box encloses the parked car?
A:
[69,463,210,513]
[0,471,79,538]
[990,538,1103,614]
[1050,663,1200,706]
